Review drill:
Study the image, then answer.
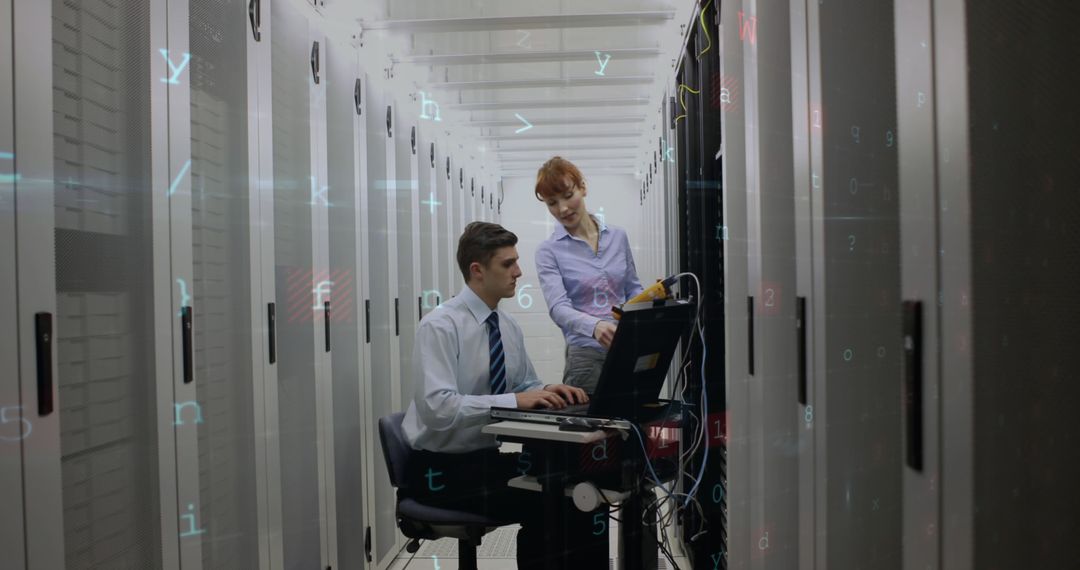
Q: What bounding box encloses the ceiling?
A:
[322,0,687,179]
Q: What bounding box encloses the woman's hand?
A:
[593,320,617,349]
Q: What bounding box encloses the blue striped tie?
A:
[486,312,507,395]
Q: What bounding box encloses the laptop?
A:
[491,299,696,430]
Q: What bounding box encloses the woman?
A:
[534,156,644,393]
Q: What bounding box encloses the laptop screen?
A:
[586,300,696,421]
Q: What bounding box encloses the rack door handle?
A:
[354,78,362,115]
[797,296,807,405]
[394,298,400,336]
[411,126,416,155]
[902,300,924,471]
[267,303,277,364]
[35,313,54,416]
[430,142,435,167]
[418,296,423,322]
[386,106,392,138]
[181,306,194,384]
[324,301,331,352]
[747,296,755,376]
[248,0,261,42]
[365,300,371,343]
[310,41,320,84]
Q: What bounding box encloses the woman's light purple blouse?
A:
[535,217,644,351]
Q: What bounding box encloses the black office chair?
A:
[378,412,510,570]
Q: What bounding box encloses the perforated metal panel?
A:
[966,2,1080,567]
[395,109,420,409]
[270,1,322,567]
[366,87,401,567]
[51,0,163,567]
[814,0,902,567]
[189,0,260,566]
[325,38,369,570]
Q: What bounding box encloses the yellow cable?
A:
[675,83,700,124]
[698,0,713,58]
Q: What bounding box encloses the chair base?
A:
[459,538,478,570]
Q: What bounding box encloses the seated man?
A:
[402,222,608,568]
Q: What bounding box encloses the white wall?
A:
[498,173,652,384]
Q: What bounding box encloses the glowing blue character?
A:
[176,278,191,317]
[592,512,606,535]
[425,468,445,491]
[594,51,611,76]
[0,405,32,442]
[168,160,192,196]
[419,91,442,122]
[174,401,204,426]
[159,49,192,84]
[313,281,333,310]
[514,113,533,134]
[180,503,206,537]
[422,192,442,214]
[309,176,331,207]
[421,290,441,310]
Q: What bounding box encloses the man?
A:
[402,222,608,568]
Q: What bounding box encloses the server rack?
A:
[674,1,727,567]
[793,0,903,567]
[326,39,375,570]
[393,105,421,411]
[365,85,405,569]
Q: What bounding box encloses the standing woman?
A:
[534,157,644,393]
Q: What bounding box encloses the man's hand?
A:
[593,320,617,349]
[516,390,571,410]
[543,383,589,405]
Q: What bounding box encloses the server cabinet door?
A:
[417,127,439,320]
[35,0,181,567]
[789,1,819,567]
[1,0,27,566]
[451,157,465,292]
[741,0,800,567]
[268,2,324,567]
[803,0,903,568]
[326,41,372,570]
[366,87,403,569]
[394,109,420,410]
[309,23,338,570]
[435,141,453,300]
[894,1,942,569]
[251,0,284,566]
[178,0,268,566]
[717,0,751,562]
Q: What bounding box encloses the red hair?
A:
[534,156,585,201]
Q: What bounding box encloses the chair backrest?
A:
[378,412,411,492]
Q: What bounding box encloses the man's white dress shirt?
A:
[402,286,543,453]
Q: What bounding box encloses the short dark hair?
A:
[457,222,519,282]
